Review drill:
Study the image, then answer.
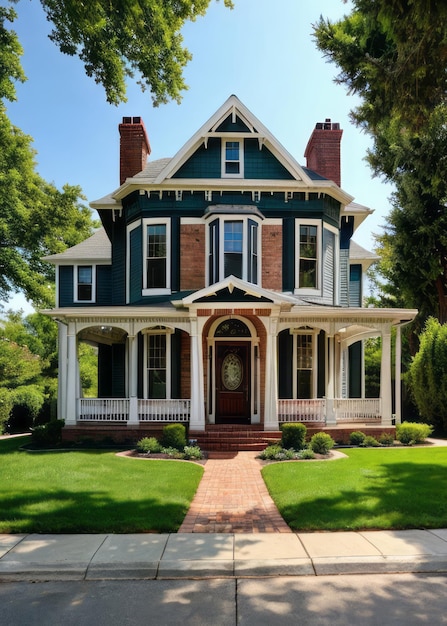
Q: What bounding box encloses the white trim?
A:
[73,264,96,303]
[142,217,171,296]
[221,138,244,178]
[295,219,322,296]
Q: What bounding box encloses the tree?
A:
[33,0,233,106]
[408,317,447,431]
[313,0,447,132]
[314,1,447,326]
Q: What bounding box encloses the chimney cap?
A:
[315,119,340,131]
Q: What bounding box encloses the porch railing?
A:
[278,399,326,423]
[138,399,190,422]
[78,398,129,422]
[334,398,381,422]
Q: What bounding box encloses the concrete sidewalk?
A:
[1,529,447,581]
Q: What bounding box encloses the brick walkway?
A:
[178,451,291,533]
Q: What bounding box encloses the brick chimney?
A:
[119,116,151,185]
[304,119,343,187]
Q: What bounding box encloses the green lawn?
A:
[262,447,447,531]
[0,436,203,533]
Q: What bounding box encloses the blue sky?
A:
[6,0,393,311]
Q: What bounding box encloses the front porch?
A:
[75,396,383,426]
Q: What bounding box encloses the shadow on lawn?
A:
[280,458,447,531]
[0,487,187,534]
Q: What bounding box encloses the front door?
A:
[216,342,251,423]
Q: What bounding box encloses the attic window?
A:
[222,140,244,178]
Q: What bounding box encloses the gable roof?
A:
[103,95,354,206]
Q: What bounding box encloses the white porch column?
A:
[395,325,402,425]
[326,334,336,425]
[57,322,68,421]
[381,327,393,425]
[66,322,77,425]
[189,316,205,431]
[127,334,139,425]
[264,315,279,431]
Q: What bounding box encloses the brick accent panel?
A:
[180,224,206,290]
[262,225,282,290]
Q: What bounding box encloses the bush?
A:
[349,431,366,446]
[0,388,13,435]
[161,423,187,450]
[309,432,334,455]
[379,432,395,446]
[280,423,307,450]
[362,435,380,447]
[300,447,316,460]
[136,437,161,453]
[259,445,284,460]
[31,419,65,446]
[396,421,433,445]
[183,445,203,460]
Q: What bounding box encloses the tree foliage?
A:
[408,317,447,431]
[314,0,447,132]
[37,0,233,106]
[314,1,447,326]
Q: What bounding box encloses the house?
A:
[44,95,416,445]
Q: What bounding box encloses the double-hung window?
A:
[208,217,259,285]
[222,140,244,178]
[295,220,321,293]
[75,265,95,302]
[144,327,174,399]
[142,218,171,295]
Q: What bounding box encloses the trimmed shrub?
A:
[396,421,433,445]
[309,432,334,455]
[280,423,307,450]
[259,445,283,460]
[379,432,395,446]
[136,437,161,453]
[349,431,366,446]
[31,419,65,446]
[161,423,187,450]
[362,435,380,447]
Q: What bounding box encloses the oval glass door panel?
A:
[221,353,243,391]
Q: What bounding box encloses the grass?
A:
[262,447,447,531]
[0,436,204,533]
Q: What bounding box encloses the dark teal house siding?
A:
[111,219,126,305]
[59,266,74,307]
[244,141,294,180]
[317,331,326,398]
[215,114,251,133]
[349,264,362,306]
[96,265,112,305]
[129,224,142,303]
[173,138,221,179]
[282,217,295,291]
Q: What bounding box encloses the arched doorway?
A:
[210,318,257,424]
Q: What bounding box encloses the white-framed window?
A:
[74,265,95,303]
[222,139,244,178]
[142,218,171,295]
[208,216,260,285]
[290,329,318,398]
[295,219,321,294]
[143,327,173,399]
